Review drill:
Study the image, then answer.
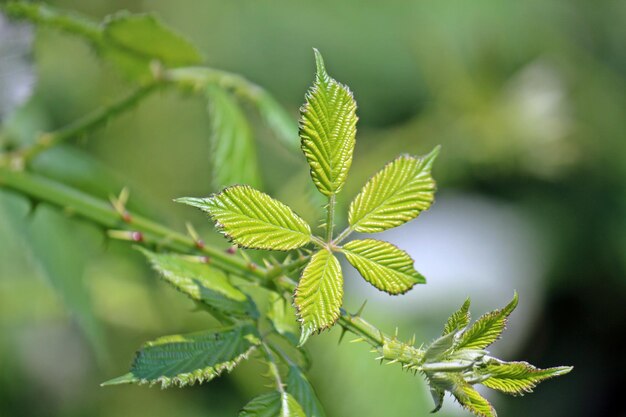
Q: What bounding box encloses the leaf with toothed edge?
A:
[239,391,306,417]
[101,324,260,388]
[443,298,471,336]
[342,239,424,295]
[300,49,357,197]
[176,186,311,251]
[450,377,496,417]
[479,359,573,396]
[456,292,518,351]
[348,148,439,233]
[294,249,343,345]
[138,248,257,318]
[429,387,445,413]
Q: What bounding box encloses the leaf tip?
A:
[101,373,136,387]
[312,48,328,81]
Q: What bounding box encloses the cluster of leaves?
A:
[1,3,572,417]
[179,50,438,344]
[378,294,572,416]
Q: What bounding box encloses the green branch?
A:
[0,167,389,348]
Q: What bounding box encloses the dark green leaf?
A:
[240,391,306,417]
[287,365,327,417]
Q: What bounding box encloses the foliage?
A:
[0,3,572,416]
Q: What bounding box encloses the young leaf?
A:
[206,86,261,189]
[423,332,457,363]
[138,248,257,318]
[294,249,343,344]
[342,239,425,295]
[102,324,260,388]
[456,292,518,351]
[177,186,312,251]
[450,378,496,417]
[429,387,445,413]
[239,391,306,417]
[287,365,327,417]
[443,298,471,336]
[299,49,357,197]
[102,12,202,66]
[348,148,439,233]
[479,359,573,396]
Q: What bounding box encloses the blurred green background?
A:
[1,0,625,416]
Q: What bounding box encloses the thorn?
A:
[226,246,237,255]
[248,262,258,271]
[355,300,368,317]
[409,334,416,346]
[395,327,399,337]
[349,337,365,344]
[107,230,143,242]
[263,259,273,269]
[387,359,399,365]
[338,328,348,345]
[110,187,132,223]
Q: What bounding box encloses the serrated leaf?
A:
[423,332,456,363]
[342,239,424,295]
[348,148,439,233]
[177,186,311,251]
[240,391,306,417]
[206,85,261,189]
[255,90,299,150]
[268,293,300,345]
[287,365,327,417]
[294,249,343,344]
[450,378,496,417]
[479,359,572,396]
[299,49,357,197]
[102,324,260,388]
[456,292,518,351]
[103,12,202,66]
[138,248,257,318]
[443,298,471,336]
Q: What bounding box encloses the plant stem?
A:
[326,194,336,243]
[0,167,390,349]
[19,83,160,164]
[261,342,285,393]
[333,226,353,246]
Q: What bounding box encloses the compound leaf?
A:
[348,148,439,233]
[443,298,471,336]
[342,239,424,295]
[240,391,306,417]
[287,365,327,417]
[300,49,357,197]
[138,248,257,318]
[456,292,518,351]
[294,249,343,344]
[177,186,311,251]
[102,324,260,388]
[480,359,573,396]
[206,86,261,189]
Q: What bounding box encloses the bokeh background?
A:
[1,0,625,416]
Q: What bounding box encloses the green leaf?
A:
[479,359,573,396]
[102,12,202,66]
[287,365,327,417]
[255,90,299,150]
[206,86,261,189]
[429,386,445,413]
[443,298,471,336]
[299,49,357,197]
[294,249,343,344]
[268,293,300,345]
[348,148,439,233]
[240,391,306,417]
[450,378,496,417]
[423,332,457,363]
[102,324,260,388]
[342,239,424,295]
[456,292,518,351]
[138,248,257,318]
[177,186,311,251]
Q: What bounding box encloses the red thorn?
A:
[226,246,237,255]
[131,231,143,242]
[195,239,205,249]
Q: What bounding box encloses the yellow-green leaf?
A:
[342,239,424,295]
[456,292,518,350]
[451,378,496,417]
[177,186,311,251]
[102,325,260,388]
[348,148,439,233]
[138,248,257,318]
[294,249,343,344]
[299,49,357,197]
[443,298,471,336]
[480,359,573,396]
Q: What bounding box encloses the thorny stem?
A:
[0,167,391,349]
